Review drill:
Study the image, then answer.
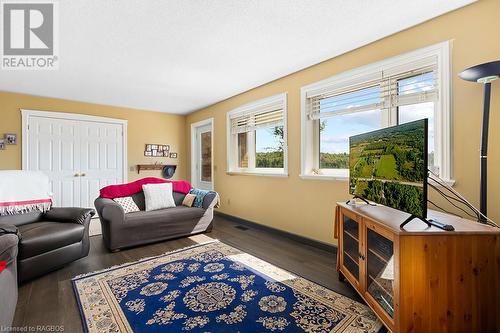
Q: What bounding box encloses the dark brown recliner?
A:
[0,208,95,283]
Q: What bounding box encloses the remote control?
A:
[428,219,455,231]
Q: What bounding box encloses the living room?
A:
[0,1,499,332]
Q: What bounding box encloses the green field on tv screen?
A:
[349,119,427,218]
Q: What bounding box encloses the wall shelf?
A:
[137,164,165,174]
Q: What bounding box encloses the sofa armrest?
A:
[0,232,19,266]
[95,198,125,223]
[202,192,218,210]
[43,207,95,224]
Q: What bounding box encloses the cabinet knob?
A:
[74,173,80,177]
[81,173,86,177]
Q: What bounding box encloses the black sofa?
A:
[0,207,95,283]
[0,232,18,327]
[94,191,217,251]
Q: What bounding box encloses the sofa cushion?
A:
[143,183,176,211]
[113,196,140,214]
[125,206,205,225]
[18,221,85,259]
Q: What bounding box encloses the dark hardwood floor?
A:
[12,215,361,332]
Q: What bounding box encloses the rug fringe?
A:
[72,239,220,280]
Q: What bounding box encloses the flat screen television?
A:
[349,119,428,219]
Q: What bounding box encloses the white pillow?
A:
[113,196,140,214]
[142,183,176,211]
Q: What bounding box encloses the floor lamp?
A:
[459,60,500,223]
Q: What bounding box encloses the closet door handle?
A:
[74,173,80,177]
[81,173,86,177]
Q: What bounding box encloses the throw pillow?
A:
[113,196,140,214]
[0,260,6,273]
[142,183,176,211]
[182,194,197,207]
[189,188,210,208]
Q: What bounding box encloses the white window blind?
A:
[230,99,285,134]
[307,60,438,121]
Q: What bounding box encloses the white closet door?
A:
[28,116,81,207]
[79,121,123,208]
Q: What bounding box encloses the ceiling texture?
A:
[0,0,475,114]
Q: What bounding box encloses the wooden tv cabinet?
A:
[334,202,500,333]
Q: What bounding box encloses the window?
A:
[301,42,451,181]
[227,93,287,176]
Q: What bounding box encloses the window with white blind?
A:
[300,42,452,181]
[227,93,288,176]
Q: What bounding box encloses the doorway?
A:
[191,118,214,190]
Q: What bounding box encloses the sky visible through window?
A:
[253,72,435,164]
[256,127,281,152]
[319,86,381,154]
[319,72,434,156]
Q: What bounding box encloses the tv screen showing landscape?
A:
[349,119,428,218]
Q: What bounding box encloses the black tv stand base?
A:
[400,215,455,231]
[346,196,376,206]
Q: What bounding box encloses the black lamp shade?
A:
[459,60,500,82]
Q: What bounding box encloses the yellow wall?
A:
[0,91,186,181]
[186,0,500,244]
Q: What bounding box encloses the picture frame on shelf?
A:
[169,152,177,158]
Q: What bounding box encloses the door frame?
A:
[190,117,214,190]
[21,109,128,183]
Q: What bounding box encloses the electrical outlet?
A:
[129,166,135,172]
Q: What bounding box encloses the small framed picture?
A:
[169,152,177,158]
[4,133,16,145]
[163,145,170,151]
[144,151,152,156]
[151,144,158,150]
[157,151,164,157]
[145,144,152,152]
[0,139,5,150]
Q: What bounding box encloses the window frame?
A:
[300,41,452,183]
[226,92,288,177]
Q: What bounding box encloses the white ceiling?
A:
[0,0,475,114]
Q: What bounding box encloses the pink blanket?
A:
[100,177,192,199]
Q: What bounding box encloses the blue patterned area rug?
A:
[72,240,382,333]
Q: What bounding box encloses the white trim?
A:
[300,41,452,181]
[226,93,288,176]
[190,117,214,190]
[299,174,348,181]
[21,109,128,183]
[227,171,289,178]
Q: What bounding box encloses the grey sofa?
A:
[0,232,19,327]
[0,208,95,283]
[94,191,218,251]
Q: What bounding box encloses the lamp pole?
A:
[459,61,500,223]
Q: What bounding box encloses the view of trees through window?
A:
[320,109,381,169]
[256,126,284,168]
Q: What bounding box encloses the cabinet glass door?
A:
[342,215,360,282]
[366,228,395,318]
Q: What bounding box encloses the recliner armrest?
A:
[43,207,95,224]
[0,232,19,265]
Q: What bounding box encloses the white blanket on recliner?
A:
[0,171,52,215]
